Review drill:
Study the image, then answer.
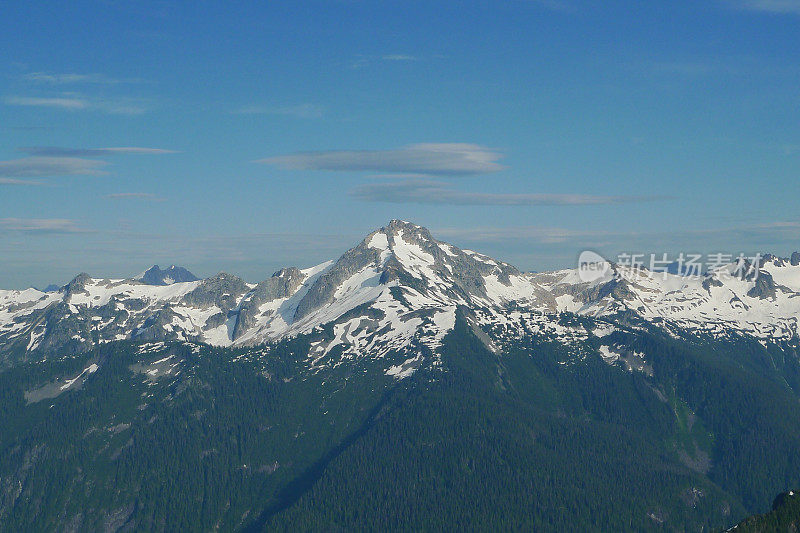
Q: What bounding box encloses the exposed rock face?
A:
[139,265,199,285]
[133,307,186,341]
[182,273,250,312]
[293,220,521,322]
[747,271,777,300]
[258,268,306,302]
[593,277,637,302]
[760,254,783,267]
[232,268,306,340]
[35,301,93,355]
[702,276,724,292]
[63,273,92,298]
[293,241,382,322]
[384,220,520,297]
[3,221,800,365]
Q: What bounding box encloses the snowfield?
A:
[2,221,800,369]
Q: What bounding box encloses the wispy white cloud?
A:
[750,220,800,230]
[234,103,324,119]
[5,95,149,115]
[381,54,418,61]
[0,157,108,178]
[259,143,505,176]
[365,172,436,179]
[8,71,150,115]
[107,192,166,201]
[91,97,150,115]
[0,218,85,233]
[733,0,800,14]
[20,146,178,157]
[5,96,88,110]
[22,72,99,84]
[0,177,45,186]
[1,147,175,184]
[426,219,800,274]
[20,72,141,84]
[435,225,615,244]
[351,178,664,206]
[436,220,800,254]
[350,54,426,69]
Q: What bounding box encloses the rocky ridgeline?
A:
[1,220,799,367]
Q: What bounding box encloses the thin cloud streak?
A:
[5,96,88,110]
[350,54,423,68]
[20,72,144,84]
[107,192,166,201]
[234,103,324,119]
[351,179,665,206]
[0,177,45,186]
[5,95,149,115]
[382,54,418,61]
[0,157,109,178]
[259,144,505,176]
[435,221,800,253]
[0,218,86,234]
[434,225,616,244]
[22,72,101,84]
[20,146,178,157]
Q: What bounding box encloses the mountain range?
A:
[2,219,799,368]
[1,220,799,531]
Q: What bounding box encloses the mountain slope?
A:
[2,220,799,371]
[1,221,800,530]
[727,491,800,532]
[258,314,743,531]
[138,265,199,286]
[2,311,799,531]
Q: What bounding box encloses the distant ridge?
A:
[138,265,199,286]
[1,220,800,360]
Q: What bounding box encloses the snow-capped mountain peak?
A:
[138,264,199,285]
[2,222,799,370]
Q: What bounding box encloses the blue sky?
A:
[1,0,799,288]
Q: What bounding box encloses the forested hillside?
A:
[1,311,799,531]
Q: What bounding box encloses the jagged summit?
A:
[62,272,93,295]
[760,252,800,268]
[291,219,521,323]
[2,221,800,363]
[138,265,199,285]
[385,218,423,230]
